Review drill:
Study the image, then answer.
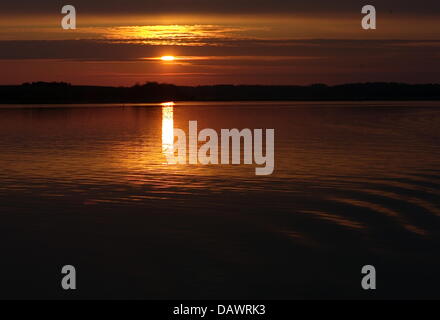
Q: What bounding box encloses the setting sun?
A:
[161,56,175,61]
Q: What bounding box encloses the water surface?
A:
[0,101,439,299]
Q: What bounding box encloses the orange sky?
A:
[0,1,439,85]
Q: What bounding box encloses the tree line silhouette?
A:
[0,82,439,103]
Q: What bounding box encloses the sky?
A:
[0,0,439,86]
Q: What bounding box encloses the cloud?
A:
[0,0,439,16]
[0,39,439,61]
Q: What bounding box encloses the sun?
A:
[161,56,176,61]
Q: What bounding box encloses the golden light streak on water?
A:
[161,102,175,162]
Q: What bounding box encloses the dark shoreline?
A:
[1,82,440,104]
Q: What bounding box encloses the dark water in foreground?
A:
[0,101,439,299]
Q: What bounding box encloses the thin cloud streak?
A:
[0,39,438,61]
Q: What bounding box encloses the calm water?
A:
[0,101,440,299]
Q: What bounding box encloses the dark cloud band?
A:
[0,0,439,15]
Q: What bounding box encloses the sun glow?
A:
[161,56,176,61]
[102,25,241,46]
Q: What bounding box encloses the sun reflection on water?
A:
[162,102,175,162]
